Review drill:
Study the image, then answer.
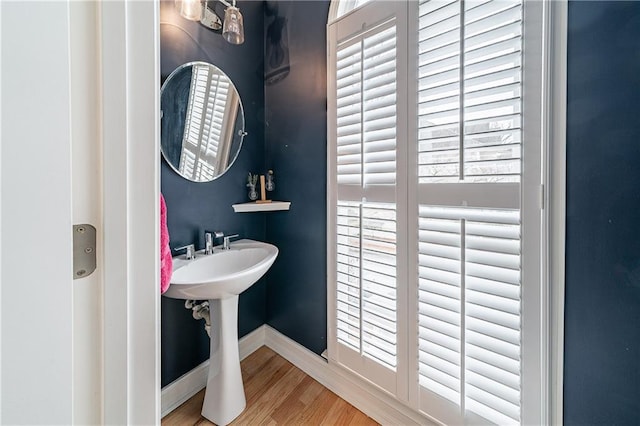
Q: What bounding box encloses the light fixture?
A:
[175,0,204,22]
[175,0,245,45]
[222,3,244,45]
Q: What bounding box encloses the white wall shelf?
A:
[232,201,291,213]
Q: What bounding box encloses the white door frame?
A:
[101,1,160,423]
[547,1,568,424]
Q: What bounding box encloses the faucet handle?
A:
[175,244,196,260]
[222,234,240,250]
[210,230,224,239]
[204,230,224,240]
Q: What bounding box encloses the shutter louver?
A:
[418,211,462,405]
[337,42,363,186]
[418,0,460,183]
[463,0,522,183]
[363,26,396,185]
[361,203,397,369]
[337,201,361,352]
[336,201,398,371]
[419,205,521,425]
[336,23,397,187]
[418,0,522,184]
[465,210,521,425]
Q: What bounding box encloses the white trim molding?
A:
[240,324,267,360]
[100,0,160,423]
[547,0,568,424]
[161,360,209,418]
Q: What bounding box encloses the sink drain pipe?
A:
[185,300,212,337]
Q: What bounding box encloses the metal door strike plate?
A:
[73,224,96,280]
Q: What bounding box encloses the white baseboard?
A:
[161,359,208,418]
[263,326,434,426]
[238,324,266,361]
[161,325,266,418]
[162,324,432,425]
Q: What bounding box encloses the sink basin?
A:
[164,239,278,300]
[162,238,278,425]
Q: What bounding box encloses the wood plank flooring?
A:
[162,346,379,426]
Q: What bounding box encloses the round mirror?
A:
[161,61,246,182]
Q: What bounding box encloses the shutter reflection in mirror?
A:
[179,64,237,181]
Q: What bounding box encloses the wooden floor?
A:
[162,346,379,426]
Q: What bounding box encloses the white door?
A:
[1,1,78,423]
[1,1,160,424]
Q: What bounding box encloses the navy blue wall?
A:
[565,1,640,423]
[263,0,330,355]
[160,0,266,387]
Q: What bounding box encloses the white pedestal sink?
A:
[164,239,278,425]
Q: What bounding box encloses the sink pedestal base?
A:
[201,295,246,425]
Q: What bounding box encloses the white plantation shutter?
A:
[414,0,544,424]
[329,0,544,423]
[329,1,407,395]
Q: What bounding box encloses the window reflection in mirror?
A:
[161,61,246,182]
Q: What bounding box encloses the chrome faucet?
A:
[175,244,196,260]
[204,231,224,255]
[222,234,239,250]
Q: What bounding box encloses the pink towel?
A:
[160,193,172,294]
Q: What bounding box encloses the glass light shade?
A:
[222,6,245,45]
[175,0,204,21]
